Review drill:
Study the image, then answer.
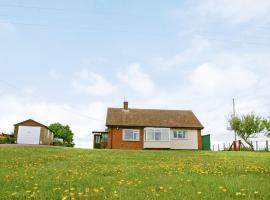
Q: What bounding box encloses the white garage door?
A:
[17,126,41,144]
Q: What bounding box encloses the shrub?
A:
[240,146,253,151]
[0,137,16,144]
[53,140,74,147]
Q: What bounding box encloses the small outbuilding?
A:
[14,119,54,145]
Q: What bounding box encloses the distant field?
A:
[0,147,269,200]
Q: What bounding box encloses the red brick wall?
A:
[197,129,202,150]
[107,127,144,150]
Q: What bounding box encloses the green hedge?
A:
[53,140,74,147]
[0,137,16,144]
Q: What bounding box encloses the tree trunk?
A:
[244,139,254,151]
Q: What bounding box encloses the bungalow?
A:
[93,102,204,150]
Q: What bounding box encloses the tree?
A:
[227,113,265,150]
[263,118,270,137]
[49,123,75,147]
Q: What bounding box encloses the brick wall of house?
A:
[107,127,144,150]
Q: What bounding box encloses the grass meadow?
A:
[0,147,269,200]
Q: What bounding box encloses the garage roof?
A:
[14,119,50,129]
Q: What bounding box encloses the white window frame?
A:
[144,128,170,142]
[122,129,140,141]
[171,130,188,140]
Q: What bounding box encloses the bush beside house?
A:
[0,133,15,144]
[49,123,75,147]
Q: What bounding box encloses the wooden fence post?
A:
[266,140,269,151]
[218,144,220,151]
[256,141,258,151]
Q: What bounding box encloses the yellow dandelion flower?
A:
[11,192,17,196]
[197,191,202,195]
[62,196,67,200]
[78,192,83,196]
[222,189,227,192]
[159,186,164,190]
[218,186,223,189]
[70,193,74,196]
[235,192,241,196]
[93,188,99,193]
[254,191,259,194]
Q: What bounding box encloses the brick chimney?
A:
[123,101,128,110]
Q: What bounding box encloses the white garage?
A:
[17,126,41,144]
[14,119,54,145]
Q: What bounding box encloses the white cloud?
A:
[154,37,209,70]
[187,62,258,96]
[49,69,60,80]
[0,21,15,33]
[118,63,155,95]
[199,0,270,23]
[72,69,117,96]
[180,53,269,146]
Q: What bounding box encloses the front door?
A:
[94,135,101,148]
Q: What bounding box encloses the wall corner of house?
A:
[197,129,202,150]
[107,128,113,149]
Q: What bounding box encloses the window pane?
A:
[178,131,183,138]
[155,132,161,140]
[133,132,139,140]
[173,131,177,138]
[161,130,169,140]
[183,131,187,139]
[146,128,169,141]
[125,132,133,140]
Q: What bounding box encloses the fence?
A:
[212,140,269,151]
[0,133,14,138]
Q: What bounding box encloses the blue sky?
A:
[1,0,270,148]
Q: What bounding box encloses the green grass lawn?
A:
[0,147,269,200]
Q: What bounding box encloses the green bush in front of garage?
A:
[0,137,16,144]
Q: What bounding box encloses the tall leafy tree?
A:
[228,113,265,150]
[49,123,74,147]
[263,119,270,137]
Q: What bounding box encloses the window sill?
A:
[171,138,189,140]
